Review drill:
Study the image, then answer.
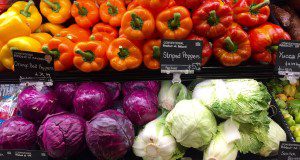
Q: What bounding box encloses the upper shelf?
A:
[0,64,278,83]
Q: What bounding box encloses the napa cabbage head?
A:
[165,99,217,148]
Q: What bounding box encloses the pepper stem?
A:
[153,46,160,60]
[224,37,237,52]
[131,13,143,30]
[76,50,94,62]
[171,13,181,29]
[74,1,88,16]
[107,1,118,16]
[90,35,96,41]
[43,0,60,12]
[10,47,19,52]
[118,46,129,59]
[208,10,219,26]
[251,0,270,12]
[42,46,60,60]
[20,0,34,17]
[269,45,278,52]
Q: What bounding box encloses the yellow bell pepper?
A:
[0,41,5,72]
[40,0,72,24]
[35,23,64,36]
[7,0,42,32]
[0,36,41,70]
[0,12,31,43]
[30,33,52,45]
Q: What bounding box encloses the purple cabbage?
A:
[54,83,78,110]
[110,99,124,114]
[73,82,109,120]
[0,117,37,149]
[102,82,121,102]
[17,86,58,123]
[123,90,158,125]
[122,81,160,96]
[37,112,86,159]
[85,110,134,160]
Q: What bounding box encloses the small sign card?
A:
[13,50,54,83]
[278,141,300,160]
[276,40,300,77]
[0,150,48,160]
[161,40,202,74]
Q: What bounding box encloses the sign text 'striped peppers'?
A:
[107,37,142,71]
[7,0,42,32]
[142,39,161,70]
[42,37,75,71]
[187,34,212,66]
[92,23,119,38]
[233,0,270,27]
[73,41,108,72]
[0,12,31,43]
[100,0,126,27]
[249,23,291,64]
[58,24,91,43]
[192,0,233,39]
[0,36,41,70]
[71,0,99,29]
[40,0,72,24]
[213,25,251,66]
[121,8,155,40]
[156,6,193,40]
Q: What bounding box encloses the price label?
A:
[13,50,54,83]
[278,141,300,160]
[0,150,48,160]
[276,40,300,77]
[161,40,202,74]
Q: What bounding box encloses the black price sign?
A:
[278,141,300,160]
[276,40,300,76]
[161,40,202,74]
[13,50,54,82]
[0,150,48,160]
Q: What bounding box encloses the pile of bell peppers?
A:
[0,0,293,72]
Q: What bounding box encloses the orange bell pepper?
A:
[40,0,72,24]
[168,0,177,7]
[73,41,108,72]
[30,33,53,45]
[156,6,193,39]
[42,37,75,71]
[119,31,145,49]
[136,0,169,14]
[121,8,155,40]
[58,24,91,43]
[90,32,114,45]
[143,39,161,70]
[92,23,118,38]
[107,37,142,71]
[71,1,99,29]
[99,0,127,27]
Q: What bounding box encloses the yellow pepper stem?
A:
[153,46,160,60]
[74,1,88,16]
[43,0,61,13]
[20,0,34,17]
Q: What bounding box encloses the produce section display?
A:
[0,79,290,159]
[267,78,300,142]
[0,0,293,74]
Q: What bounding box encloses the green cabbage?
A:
[192,79,271,125]
[203,119,240,160]
[165,100,217,148]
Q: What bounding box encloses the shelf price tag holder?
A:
[276,40,300,84]
[0,150,48,160]
[278,141,300,160]
[160,39,202,83]
[13,50,54,87]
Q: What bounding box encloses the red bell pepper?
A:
[233,0,270,27]
[192,0,233,39]
[213,25,251,66]
[174,0,203,9]
[249,23,291,64]
[187,34,212,66]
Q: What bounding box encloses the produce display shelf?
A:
[0,65,278,83]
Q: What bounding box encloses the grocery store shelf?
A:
[0,65,278,83]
